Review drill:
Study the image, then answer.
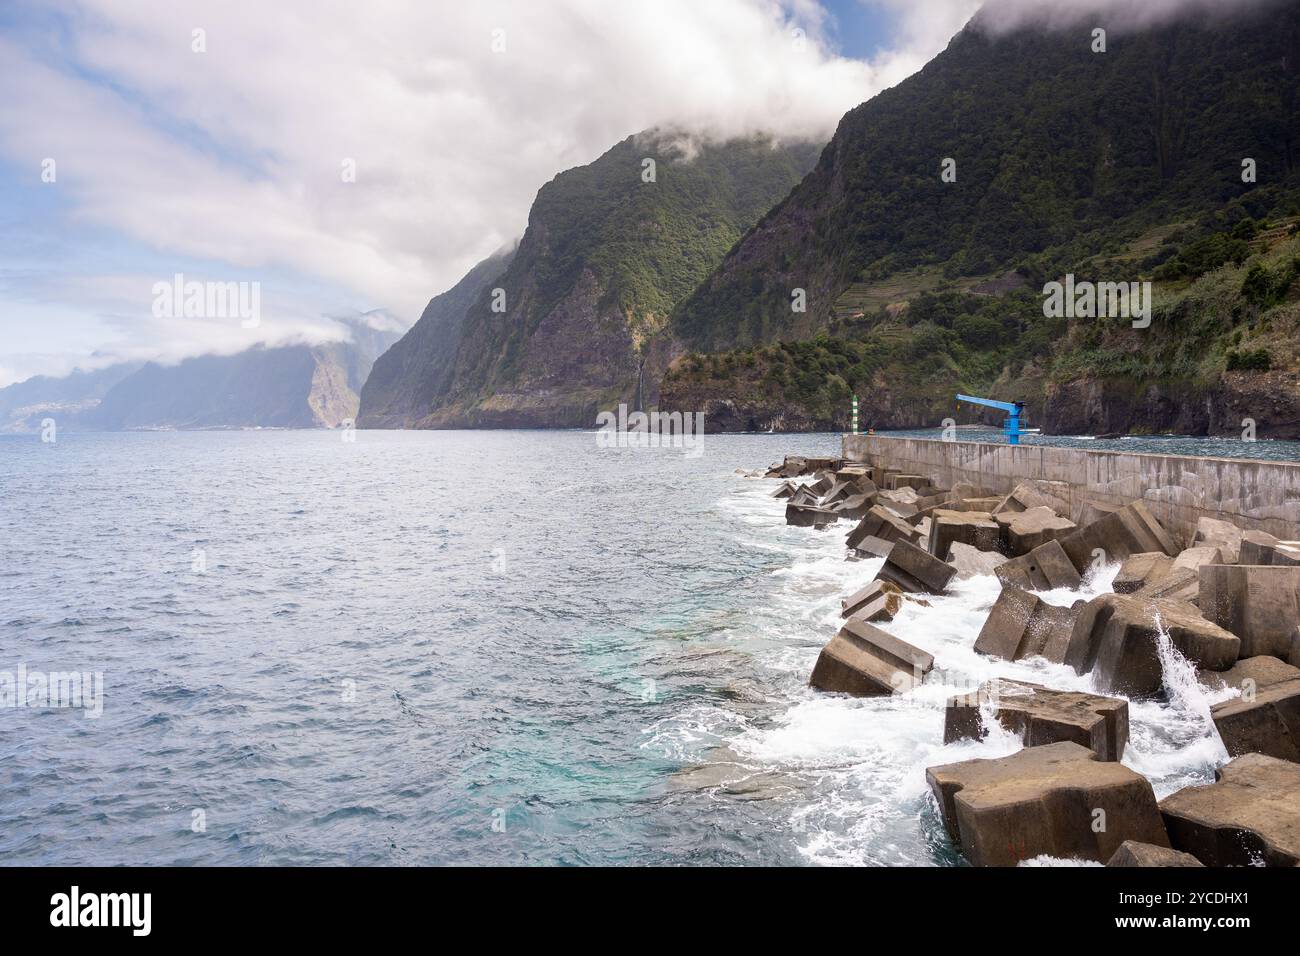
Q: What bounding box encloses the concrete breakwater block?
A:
[1174,546,1223,573]
[876,488,922,518]
[834,465,873,487]
[948,481,994,500]
[771,481,798,499]
[785,502,838,528]
[809,619,934,697]
[885,473,928,492]
[820,480,855,505]
[853,535,895,559]
[995,539,1082,592]
[947,495,1003,513]
[773,455,841,478]
[943,678,1129,761]
[974,586,1081,663]
[992,480,1071,518]
[846,506,921,552]
[914,491,955,511]
[926,741,1169,866]
[1106,841,1203,867]
[1210,677,1300,763]
[1159,753,1300,866]
[874,539,956,595]
[846,476,879,500]
[1193,517,1244,565]
[946,542,1008,580]
[1199,655,1300,692]
[857,477,882,497]
[907,495,965,529]
[1064,594,1239,697]
[1240,530,1300,566]
[829,493,874,520]
[1058,501,1178,574]
[1199,564,1300,660]
[997,506,1077,557]
[840,579,903,623]
[1113,552,1175,594]
[1078,499,1123,527]
[929,510,999,561]
[774,456,806,478]
[1133,569,1199,605]
[1123,547,1222,606]
[788,484,819,506]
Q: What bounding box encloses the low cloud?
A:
[975,0,1283,33]
[0,0,982,385]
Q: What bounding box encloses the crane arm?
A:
[956,394,1022,414]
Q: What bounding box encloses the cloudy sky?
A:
[0,0,1257,386]
[0,0,1000,386]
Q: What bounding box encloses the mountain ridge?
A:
[357,132,823,428]
[2,318,400,431]
[659,0,1300,436]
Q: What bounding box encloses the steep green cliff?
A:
[358,132,821,428]
[358,247,515,428]
[662,0,1300,436]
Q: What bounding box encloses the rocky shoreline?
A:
[753,453,1300,867]
[665,367,1300,440]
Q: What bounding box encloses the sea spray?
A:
[696,471,1252,864]
[655,467,1256,864]
[1119,609,1230,797]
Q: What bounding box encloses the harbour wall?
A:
[842,434,1300,543]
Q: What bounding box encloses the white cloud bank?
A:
[976,0,1283,32]
[0,0,991,385]
[1,0,1279,385]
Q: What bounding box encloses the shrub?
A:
[1226,348,1272,372]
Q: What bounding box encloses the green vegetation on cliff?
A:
[361,132,820,427]
[664,222,1300,433]
[672,2,1300,355]
[661,1,1300,436]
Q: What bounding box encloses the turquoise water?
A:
[0,429,1250,865]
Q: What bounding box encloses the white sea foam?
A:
[1019,855,1105,867]
[642,703,752,762]
[708,477,1231,864]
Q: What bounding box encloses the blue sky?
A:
[825,0,903,57]
[0,0,972,387]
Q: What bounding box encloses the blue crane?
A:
[956,394,1027,445]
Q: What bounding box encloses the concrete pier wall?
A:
[842,434,1300,543]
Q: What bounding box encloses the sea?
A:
[1,427,1296,865]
